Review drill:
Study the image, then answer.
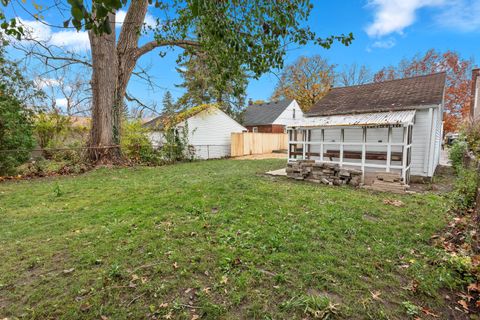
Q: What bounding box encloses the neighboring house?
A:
[243,99,304,133]
[472,68,480,119]
[143,104,246,159]
[287,72,446,183]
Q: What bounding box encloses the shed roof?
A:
[288,110,416,128]
[243,99,293,126]
[143,104,215,130]
[307,72,446,117]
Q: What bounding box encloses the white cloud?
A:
[55,98,68,108]
[435,0,480,32]
[372,38,396,49]
[34,78,61,89]
[365,0,480,37]
[15,9,158,52]
[116,10,157,29]
[50,30,90,51]
[17,18,90,52]
[365,0,446,37]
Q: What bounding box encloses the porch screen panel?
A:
[343,128,363,143]
[308,129,322,160]
[366,127,388,151]
[323,128,341,142]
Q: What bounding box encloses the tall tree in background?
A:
[162,91,178,115]
[338,63,372,86]
[374,49,472,133]
[2,1,353,163]
[175,54,248,117]
[272,55,336,111]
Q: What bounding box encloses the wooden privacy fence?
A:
[231,132,288,157]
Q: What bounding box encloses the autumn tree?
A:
[2,1,353,163]
[374,49,472,133]
[272,55,336,111]
[338,63,372,86]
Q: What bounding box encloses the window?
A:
[293,108,296,119]
[252,127,258,133]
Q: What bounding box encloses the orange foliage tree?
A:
[272,55,336,111]
[374,49,473,133]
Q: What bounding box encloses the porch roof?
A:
[287,110,416,128]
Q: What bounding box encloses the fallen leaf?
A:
[185,288,192,294]
[159,303,168,308]
[370,290,382,301]
[220,275,228,285]
[131,274,139,281]
[383,199,404,207]
[100,316,109,320]
[467,283,479,292]
[191,315,200,320]
[164,311,173,319]
[80,302,91,312]
[173,262,179,269]
[422,307,439,318]
[202,287,211,294]
[457,300,469,311]
[63,268,75,274]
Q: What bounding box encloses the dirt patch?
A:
[232,153,287,160]
[306,288,342,304]
[409,165,456,194]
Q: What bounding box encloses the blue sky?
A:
[8,0,480,112]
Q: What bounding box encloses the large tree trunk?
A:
[88,13,119,163]
[87,1,193,163]
[113,0,150,140]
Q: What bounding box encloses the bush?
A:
[449,139,467,171]
[450,166,478,210]
[34,112,72,158]
[160,125,193,163]
[121,120,160,164]
[0,96,35,175]
[463,119,480,158]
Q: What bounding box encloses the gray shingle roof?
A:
[306,72,446,117]
[243,99,293,126]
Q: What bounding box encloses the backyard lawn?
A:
[0,159,463,319]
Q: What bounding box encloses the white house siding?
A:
[147,108,246,159]
[148,131,164,149]
[183,108,246,159]
[409,107,442,177]
[272,100,304,126]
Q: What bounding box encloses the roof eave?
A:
[305,103,440,117]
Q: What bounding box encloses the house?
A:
[243,99,304,133]
[143,104,246,159]
[287,72,446,184]
[472,68,480,119]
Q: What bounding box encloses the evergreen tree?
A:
[175,54,248,118]
[162,91,178,115]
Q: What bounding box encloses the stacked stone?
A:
[286,160,363,187]
[367,172,408,194]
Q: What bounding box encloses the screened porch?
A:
[287,110,415,184]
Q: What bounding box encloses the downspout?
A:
[423,107,434,174]
[428,108,439,176]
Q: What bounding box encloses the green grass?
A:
[0,159,462,319]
